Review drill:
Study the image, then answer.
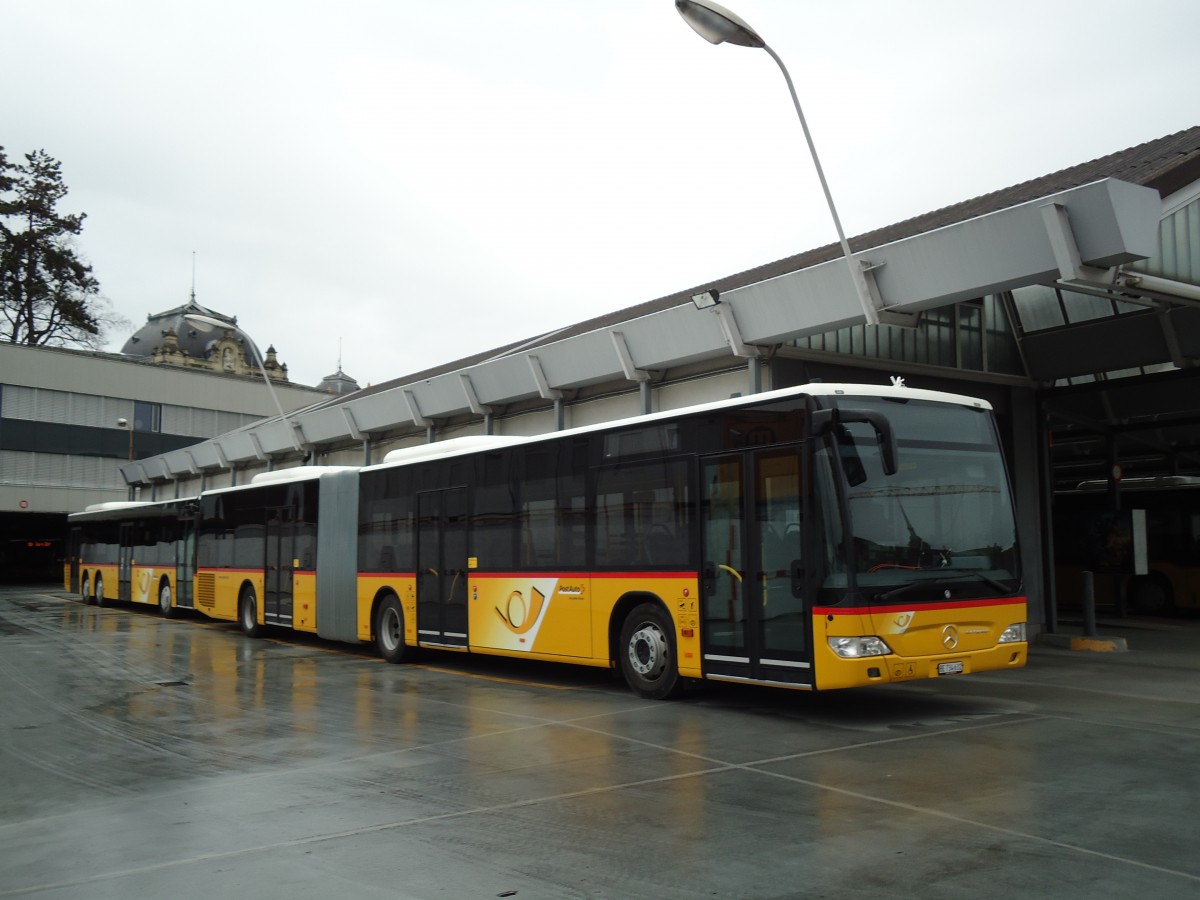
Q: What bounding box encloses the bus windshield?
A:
[816,397,1020,604]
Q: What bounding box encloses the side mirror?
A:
[811,407,898,476]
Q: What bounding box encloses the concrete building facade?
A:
[0,340,326,579]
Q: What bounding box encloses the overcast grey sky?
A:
[5,0,1198,388]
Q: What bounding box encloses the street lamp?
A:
[183,313,303,452]
[675,0,880,325]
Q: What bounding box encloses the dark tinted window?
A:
[358,468,414,573]
[594,457,691,567]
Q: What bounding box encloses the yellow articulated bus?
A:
[68,498,197,617]
[68,381,1027,698]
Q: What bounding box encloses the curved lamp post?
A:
[675,0,880,325]
[184,313,303,452]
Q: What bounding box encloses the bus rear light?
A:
[998,623,1027,643]
[828,636,891,659]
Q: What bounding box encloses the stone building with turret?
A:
[121,298,290,382]
[0,296,327,581]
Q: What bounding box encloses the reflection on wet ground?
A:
[2,587,1199,899]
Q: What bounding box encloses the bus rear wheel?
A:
[374,595,411,664]
[619,602,683,700]
[239,587,264,638]
[80,574,92,605]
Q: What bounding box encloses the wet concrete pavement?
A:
[1,586,1198,899]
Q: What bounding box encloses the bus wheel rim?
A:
[381,607,401,652]
[628,624,667,678]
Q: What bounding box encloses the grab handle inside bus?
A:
[810,408,898,476]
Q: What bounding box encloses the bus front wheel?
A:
[1128,575,1174,615]
[619,602,683,700]
[374,595,411,664]
[80,574,92,605]
[239,587,264,638]
[159,580,178,619]
[94,574,107,608]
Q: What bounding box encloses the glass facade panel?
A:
[960,304,983,371]
[789,297,1023,377]
[1061,289,1115,325]
[1011,285,1064,332]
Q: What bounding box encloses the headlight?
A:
[828,636,892,658]
[998,622,1027,643]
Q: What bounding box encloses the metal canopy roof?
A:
[122,175,1162,486]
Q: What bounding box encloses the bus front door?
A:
[177,516,196,610]
[701,448,811,686]
[264,506,295,626]
[416,488,469,649]
[67,528,81,593]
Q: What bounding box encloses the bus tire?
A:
[239,586,264,638]
[80,573,91,605]
[374,595,410,664]
[95,574,107,608]
[159,580,178,619]
[619,602,683,700]
[1128,574,1173,615]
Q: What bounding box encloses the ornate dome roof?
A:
[121,299,249,360]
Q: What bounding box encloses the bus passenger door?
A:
[68,528,81,592]
[264,506,295,626]
[701,448,811,686]
[177,516,196,609]
[416,488,469,648]
[118,523,135,603]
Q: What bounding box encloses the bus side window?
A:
[379,545,395,572]
[645,520,680,565]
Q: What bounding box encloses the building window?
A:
[133,401,161,433]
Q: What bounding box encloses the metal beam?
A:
[611,331,649,382]
[341,406,364,441]
[528,355,562,401]
[402,390,431,428]
[460,373,491,415]
[1040,201,1114,285]
[714,304,757,358]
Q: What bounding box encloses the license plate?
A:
[937,661,964,676]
